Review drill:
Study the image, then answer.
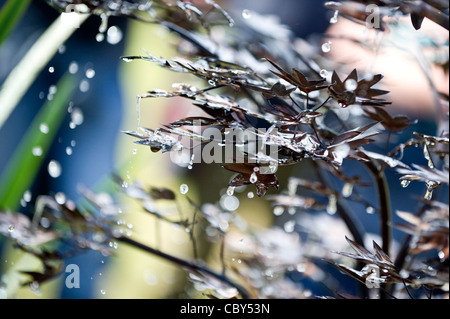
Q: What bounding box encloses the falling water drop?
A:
[71,108,84,125]
[48,160,62,178]
[69,61,79,74]
[326,194,337,215]
[55,192,66,205]
[180,184,189,195]
[273,206,284,216]
[250,172,258,184]
[242,9,252,19]
[85,68,96,79]
[226,186,235,196]
[107,26,123,45]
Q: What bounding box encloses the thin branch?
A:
[117,236,251,299]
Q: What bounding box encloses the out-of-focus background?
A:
[0,0,447,298]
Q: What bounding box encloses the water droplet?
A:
[69,61,79,74]
[242,9,252,19]
[342,183,353,198]
[247,192,254,199]
[250,172,258,184]
[399,269,410,279]
[49,85,57,95]
[48,66,55,73]
[40,217,50,228]
[85,68,95,79]
[8,225,14,232]
[438,251,445,260]
[226,186,235,196]
[284,220,296,233]
[273,206,284,216]
[253,167,260,172]
[321,42,332,53]
[330,10,339,24]
[55,192,66,205]
[107,26,123,45]
[23,190,32,202]
[401,180,410,188]
[71,107,84,125]
[32,146,43,157]
[39,91,45,99]
[96,33,105,42]
[39,123,49,134]
[122,57,133,63]
[58,45,66,54]
[121,181,128,188]
[345,79,358,91]
[180,184,189,195]
[320,69,328,78]
[424,189,433,200]
[100,289,106,295]
[208,79,216,86]
[220,195,240,212]
[48,160,62,178]
[79,79,90,92]
[326,194,337,215]
[366,206,375,214]
[71,140,76,147]
[65,146,73,155]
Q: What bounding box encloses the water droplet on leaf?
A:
[242,9,252,19]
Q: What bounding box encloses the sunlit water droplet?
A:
[71,107,84,125]
[345,79,358,91]
[401,180,410,188]
[66,146,73,155]
[48,66,55,73]
[85,68,95,79]
[330,10,339,24]
[39,123,49,134]
[180,184,189,195]
[220,195,240,212]
[23,190,32,202]
[424,189,433,200]
[320,69,328,78]
[438,251,445,260]
[48,160,62,178]
[32,146,43,157]
[321,42,332,53]
[55,192,66,205]
[366,206,375,214]
[58,45,66,54]
[96,33,105,42]
[342,183,354,198]
[79,79,90,92]
[273,206,284,216]
[284,220,296,233]
[8,225,15,232]
[226,186,235,196]
[326,194,337,215]
[107,26,123,45]
[69,61,79,74]
[100,289,106,295]
[247,191,254,199]
[250,172,258,184]
[208,79,216,86]
[242,9,252,19]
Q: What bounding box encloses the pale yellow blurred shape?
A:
[100,20,201,298]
